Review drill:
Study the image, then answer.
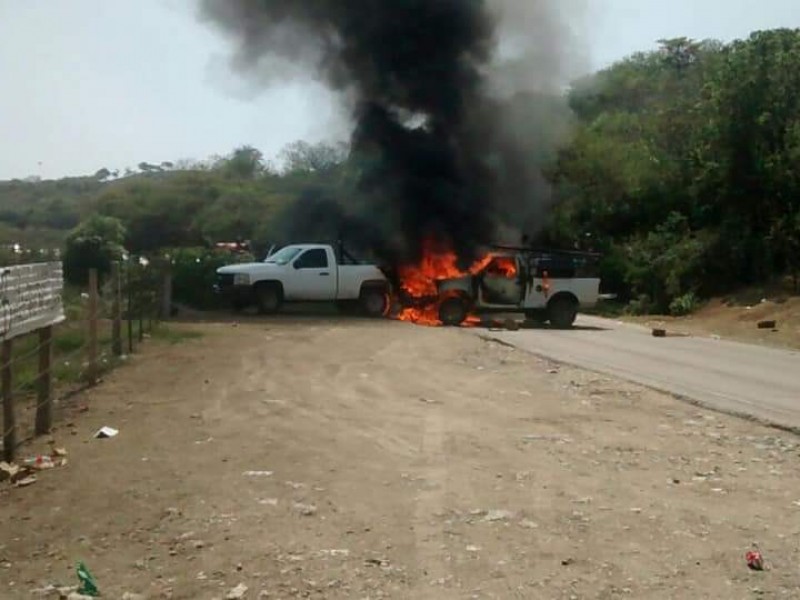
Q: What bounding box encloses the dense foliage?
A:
[548,30,800,311]
[63,215,126,285]
[1,29,799,314]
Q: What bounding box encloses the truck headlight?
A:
[233,273,250,286]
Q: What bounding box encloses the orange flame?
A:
[395,240,517,326]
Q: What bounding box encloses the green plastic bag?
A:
[76,561,100,597]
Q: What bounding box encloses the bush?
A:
[63,215,126,286]
[626,294,653,316]
[168,247,255,310]
[669,291,699,316]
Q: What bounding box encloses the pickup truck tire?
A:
[255,283,282,314]
[360,288,389,318]
[439,296,469,327]
[547,295,578,329]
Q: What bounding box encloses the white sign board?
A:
[0,262,65,341]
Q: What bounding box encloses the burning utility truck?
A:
[387,244,602,328]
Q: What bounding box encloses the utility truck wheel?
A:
[547,296,578,329]
[438,297,469,327]
[255,283,282,315]
[360,288,389,317]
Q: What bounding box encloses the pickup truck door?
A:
[286,248,337,301]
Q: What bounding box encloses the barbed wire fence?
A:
[1,258,172,462]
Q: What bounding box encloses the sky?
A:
[0,0,798,180]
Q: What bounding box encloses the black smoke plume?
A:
[200,0,584,266]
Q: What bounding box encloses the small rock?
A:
[121,593,145,600]
[226,583,248,599]
[484,509,513,522]
[293,503,317,516]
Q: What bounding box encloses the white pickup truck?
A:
[215,243,389,316]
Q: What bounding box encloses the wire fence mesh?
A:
[1,259,171,462]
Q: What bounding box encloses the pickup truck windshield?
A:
[265,247,302,265]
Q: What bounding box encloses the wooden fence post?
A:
[111,262,122,357]
[161,267,173,320]
[127,262,134,354]
[87,269,99,382]
[2,339,14,462]
[35,326,53,435]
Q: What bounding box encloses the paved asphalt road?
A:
[476,315,800,430]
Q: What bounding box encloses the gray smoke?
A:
[199,0,586,264]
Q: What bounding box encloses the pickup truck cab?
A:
[215,243,389,316]
[435,247,602,328]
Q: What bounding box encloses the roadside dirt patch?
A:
[629,296,800,350]
[1,318,799,598]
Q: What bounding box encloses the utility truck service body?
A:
[432,247,602,328]
[215,243,389,316]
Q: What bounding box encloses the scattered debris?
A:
[746,547,765,571]
[465,545,481,553]
[76,562,100,597]
[258,498,279,506]
[757,320,776,330]
[0,461,21,483]
[15,472,37,488]
[243,470,274,477]
[94,426,118,439]
[484,509,514,522]
[364,558,390,567]
[225,583,249,599]
[31,584,78,598]
[293,502,317,516]
[522,434,572,444]
[547,368,559,374]
[561,557,575,566]
[519,519,539,529]
[23,454,67,470]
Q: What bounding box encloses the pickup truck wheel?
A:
[360,288,389,318]
[439,297,469,327]
[547,296,578,329]
[255,283,282,315]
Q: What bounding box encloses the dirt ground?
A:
[628,296,800,350]
[2,317,800,599]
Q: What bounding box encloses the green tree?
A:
[63,215,126,286]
